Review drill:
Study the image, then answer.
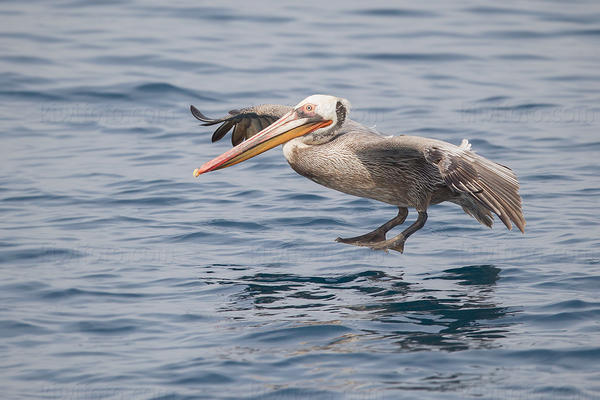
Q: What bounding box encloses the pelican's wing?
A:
[190,104,292,146]
[424,139,525,233]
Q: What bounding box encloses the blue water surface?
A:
[1,1,599,399]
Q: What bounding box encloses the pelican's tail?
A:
[469,153,526,233]
[463,157,527,233]
[458,195,494,228]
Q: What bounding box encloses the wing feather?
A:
[425,140,525,232]
[190,104,292,146]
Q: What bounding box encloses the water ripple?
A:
[348,8,438,18]
[356,52,475,62]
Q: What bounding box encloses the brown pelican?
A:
[191,95,525,253]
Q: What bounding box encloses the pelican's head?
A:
[293,94,350,144]
[194,94,351,176]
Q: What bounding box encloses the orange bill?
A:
[194,110,332,177]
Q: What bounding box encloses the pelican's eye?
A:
[303,104,315,113]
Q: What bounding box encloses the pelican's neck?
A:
[282,137,308,163]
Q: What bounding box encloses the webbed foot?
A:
[367,235,406,253]
[335,230,386,246]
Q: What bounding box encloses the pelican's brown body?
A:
[284,124,453,209]
[192,95,525,253]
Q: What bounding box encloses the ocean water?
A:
[1,1,599,399]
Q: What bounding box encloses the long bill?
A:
[193,111,332,177]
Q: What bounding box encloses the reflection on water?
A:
[206,265,510,353]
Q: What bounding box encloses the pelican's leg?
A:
[335,207,408,246]
[370,211,428,253]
